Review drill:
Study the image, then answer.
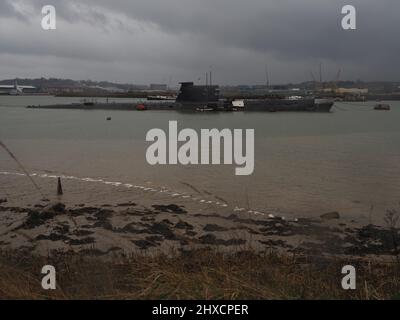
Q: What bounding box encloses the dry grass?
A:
[0,248,400,300]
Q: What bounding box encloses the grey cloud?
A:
[0,0,399,84]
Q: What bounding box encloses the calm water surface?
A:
[1,96,400,223]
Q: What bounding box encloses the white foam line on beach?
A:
[0,171,297,221]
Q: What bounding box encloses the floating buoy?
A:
[136,104,146,111]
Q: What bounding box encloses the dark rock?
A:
[0,198,7,204]
[320,212,340,220]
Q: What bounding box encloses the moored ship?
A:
[27,81,334,112]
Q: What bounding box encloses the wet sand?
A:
[1,173,399,260]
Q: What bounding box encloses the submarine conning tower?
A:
[176,82,220,103]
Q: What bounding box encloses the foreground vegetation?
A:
[0,248,399,300]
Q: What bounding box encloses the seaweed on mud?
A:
[260,239,292,248]
[141,216,155,222]
[36,233,70,242]
[342,225,400,256]
[118,223,148,234]
[152,204,187,214]
[117,202,137,207]
[203,224,228,232]
[132,239,158,250]
[68,237,95,245]
[175,221,194,230]
[70,207,102,216]
[18,210,57,230]
[92,220,113,231]
[73,230,94,237]
[146,235,164,242]
[199,234,246,246]
[185,231,197,237]
[51,203,66,213]
[35,232,95,245]
[54,224,70,235]
[147,222,178,240]
[83,209,114,230]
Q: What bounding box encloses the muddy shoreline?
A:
[1,198,399,260]
[1,173,399,260]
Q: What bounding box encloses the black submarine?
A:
[27,82,334,112]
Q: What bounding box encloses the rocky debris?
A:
[0,198,7,204]
[320,212,340,220]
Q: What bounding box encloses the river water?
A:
[1,96,399,223]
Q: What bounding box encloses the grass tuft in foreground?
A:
[0,248,400,300]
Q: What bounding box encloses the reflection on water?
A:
[1,96,400,223]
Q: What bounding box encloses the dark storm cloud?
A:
[0,0,399,84]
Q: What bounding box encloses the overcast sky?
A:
[0,0,398,85]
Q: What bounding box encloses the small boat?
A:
[374,104,391,111]
[195,106,216,112]
[147,95,176,101]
